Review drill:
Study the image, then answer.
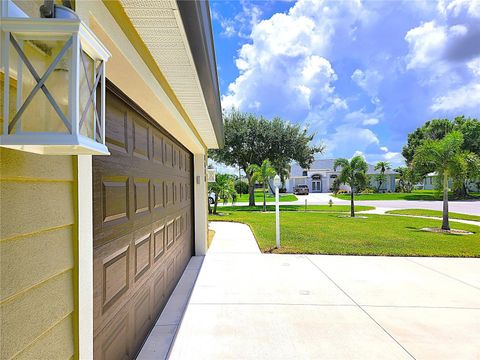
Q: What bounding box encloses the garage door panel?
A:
[153,222,166,261]
[133,231,152,282]
[94,87,193,359]
[132,287,152,347]
[102,176,130,225]
[132,116,150,161]
[152,271,166,315]
[95,305,131,360]
[152,131,164,165]
[133,178,151,215]
[152,180,165,210]
[93,234,131,321]
[105,97,130,155]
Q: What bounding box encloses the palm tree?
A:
[247,159,277,212]
[413,131,480,230]
[208,174,237,214]
[374,161,391,192]
[334,156,368,217]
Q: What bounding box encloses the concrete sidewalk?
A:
[169,222,480,360]
[220,192,480,216]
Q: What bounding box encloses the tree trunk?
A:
[263,184,267,212]
[246,171,256,207]
[350,189,355,218]
[442,172,450,230]
[213,193,218,215]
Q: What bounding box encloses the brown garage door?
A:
[93,84,194,360]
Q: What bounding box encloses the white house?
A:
[420,173,479,192]
[283,159,397,193]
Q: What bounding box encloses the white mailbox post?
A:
[275,186,280,248]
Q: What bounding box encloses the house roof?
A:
[290,159,398,177]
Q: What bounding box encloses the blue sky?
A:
[210,0,480,167]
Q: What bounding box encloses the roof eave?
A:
[177,0,224,148]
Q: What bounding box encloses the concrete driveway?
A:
[169,222,480,359]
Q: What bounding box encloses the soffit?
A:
[119,0,218,148]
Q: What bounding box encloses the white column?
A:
[77,155,93,359]
[193,153,208,255]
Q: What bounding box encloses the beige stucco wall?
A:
[0,148,76,359]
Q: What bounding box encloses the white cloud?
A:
[405,14,480,70]
[405,1,480,113]
[351,68,383,96]
[380,146,389,152]
[212,0,263,38]
[383,151,400,160]
[363,118,379,126]
[352,150,365,159]
[344,107,383,127]
[221,0,370,119]
[325,125,380,158]
[405,21,447,70]
[361,150,405,168]
[437,0,480,18]
[382,152,405,167]
[431,82,480,111]
[467,58,480,76]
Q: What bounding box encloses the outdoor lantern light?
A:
[207,168,216,183]
[0,5,111,155]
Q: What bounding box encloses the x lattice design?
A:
[79,49,103,141]
[9,34,73,134]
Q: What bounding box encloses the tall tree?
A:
[334,156,368,217]
[374,161,391,192]
[209,109,324,206]
[402,118,454,164]
[412,131,480,230]
[402,116,480,197]
[247,159,277,211]
[272,158,291,191]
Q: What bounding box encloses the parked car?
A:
[208,192,215,204]
[294,185,309,195]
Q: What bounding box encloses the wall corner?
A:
[76,155,93,359]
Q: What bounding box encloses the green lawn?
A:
[217,205,375,212]
[333,190,480,201]
[386,209,480,222]
[235,192,298,203]
[209,211,480,257]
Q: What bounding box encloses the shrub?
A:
[331,178,340,194]
[235,180,249,194]
[279,188,287,193]
[336,189,349,194]
[360,188,374,194]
